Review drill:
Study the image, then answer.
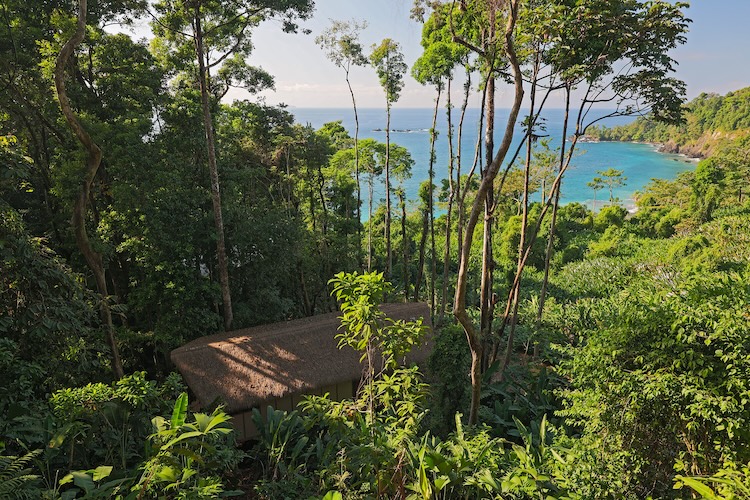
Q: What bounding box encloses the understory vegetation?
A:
[2,0,750,498]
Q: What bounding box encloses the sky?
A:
[225,0,750,109]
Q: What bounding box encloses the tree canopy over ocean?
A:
[1,1,749,498]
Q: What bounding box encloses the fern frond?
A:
[0,450,42,499]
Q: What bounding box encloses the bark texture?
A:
[54,0,124,378]
[193,5,233,331]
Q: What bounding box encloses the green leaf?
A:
[71,471,96,494]
[321,491,343,500]
[171,392,188,428]
[434,476,450,491]
[192,410,232,434]
[674,476,719,499]
[91,465,113,481]
[162,430,203,450]
[419,459,432,499]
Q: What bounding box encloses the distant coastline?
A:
[579,135,703,163]
[292,108,696,210]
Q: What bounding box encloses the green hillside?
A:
[591,87,750,157]
[3,1,750,498]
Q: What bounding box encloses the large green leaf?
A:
[674,476,719,499]
[171,392,188,429]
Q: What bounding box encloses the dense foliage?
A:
[2,0,749,498]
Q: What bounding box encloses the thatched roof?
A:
[170,303,432,414]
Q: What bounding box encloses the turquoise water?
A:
[290,107,696,212]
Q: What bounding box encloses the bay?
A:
[290,107,696,213]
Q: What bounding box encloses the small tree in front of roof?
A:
[329,271,427,427]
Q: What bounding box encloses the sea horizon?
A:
[289,107,696,214]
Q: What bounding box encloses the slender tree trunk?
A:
[430,176,437,314]
[54,0,124,379]
[454,1,522,425]
[368,174,374,271]
[440,77,455,323]
[458,71,486,273]
[415,206,428,302]
[313,159,333,293]
[308,163,318,233]
[499,49,541,381]
[428,86,441,315]
[535,86,571,347]
[317,160,330,237]
[299,264,312,316]
[479,75,495,348]
[491,88,587,369]
[479,13,501,370]
[385,103,392,281]
[400,190,409,301]
[446,66,472,316]
[345,70,363,269]
[194,6,232,331]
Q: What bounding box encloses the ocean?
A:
[290,107,696,213]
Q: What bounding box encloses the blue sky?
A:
[233,0,750,108]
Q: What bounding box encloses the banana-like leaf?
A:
[171,392,189,429]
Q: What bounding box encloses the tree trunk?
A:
[499,49,541,381]
[457,70,486,274]
[454,1,523,425]
[346,71,363,270]
[194,5,233,331]
[368,174,374,271]
[385,103,392,281]
[440,77,456,324]
[491,92,586,370]
[428,85,441,315]
[54,0,124,379]
[535,86,571,348]
[479,75,495,349]
[415,206,428,302]
[400,190,409,301]
[447,70,471,321]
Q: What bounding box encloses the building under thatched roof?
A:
[171,303,432,440]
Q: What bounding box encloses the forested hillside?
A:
[2,0,749,499]
[590,87,750,159]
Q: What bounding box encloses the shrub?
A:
[558,272,750,497]
[594,205,628,232]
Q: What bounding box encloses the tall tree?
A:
[501,13,548,379]
[315,19,369,269]
[152,0,314,331]
[587,174,605,211]
[447,0,513,382]
[413,1,469,318]
[598,168,627,204]
[389,144,415,298]
[535,87,572,350]
[353,139,383,271]
[494,0,689,381]
[715,136,750,204]
[370,39,407,283]
[411,56,443,309]
[414,179,432,302]
[53,0,129,378]
[450,0,524,425]
[436,0,689,424]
